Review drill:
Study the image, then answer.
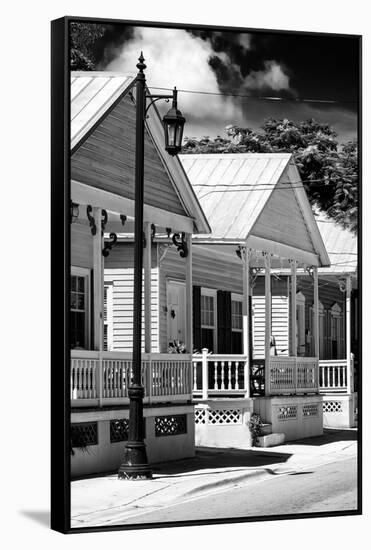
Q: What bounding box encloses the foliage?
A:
[70,23,107,70]
[248,413,264,446]
[182,118,358,233]
[167,340,187,353]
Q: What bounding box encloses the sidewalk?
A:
[71,428,357,528]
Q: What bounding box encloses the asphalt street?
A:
[118,455,357,525]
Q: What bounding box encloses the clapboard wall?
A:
[104,243,159,352]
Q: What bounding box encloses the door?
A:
[167,281,186,350]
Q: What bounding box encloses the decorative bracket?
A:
[166,227,172,238]
[236,245,252,265]
[250,267,263,288]
[172,232,188,258]
[305,266,315,280]
[120,214,127,227]
[102,233,118,257]
[101,209,108,235]
[338,277,349,293]
[262,251,272,269]
[86,205,97,236]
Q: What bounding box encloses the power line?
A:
[148,85,357,105]
[192,177,354,189]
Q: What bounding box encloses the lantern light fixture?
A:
[70,201,79,223]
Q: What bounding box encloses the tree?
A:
[182,118,358,232]
[70,23,107,70]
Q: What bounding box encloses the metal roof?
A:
[314,210,357,274]
[180,153,290,241]
[180,153,330,267]
[71,72,135,151]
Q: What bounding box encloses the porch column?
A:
[143,222,152,353]
[92,207,103,405]
[185,233,193,355]
[290,260,297,357]
[264,252,271,396]
[346,275,353,394]
[92,207,103,351]
[313,267,319,359]
[242,248,251,397]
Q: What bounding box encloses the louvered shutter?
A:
[193,285,202,353]
[217,291,232,353]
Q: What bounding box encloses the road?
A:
[117,455,357,525]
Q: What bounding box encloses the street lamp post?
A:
[118,53,185,479]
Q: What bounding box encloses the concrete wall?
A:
[71,405,195,478]
[254,395,323,441]
[194,399,253,449]
[323,394,357,428]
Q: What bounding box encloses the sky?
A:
[93,24,359,143]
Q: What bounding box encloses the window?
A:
[201,289,216,352]
[70,267,90,349]
[231,294,243,354]
[103,283,113,351]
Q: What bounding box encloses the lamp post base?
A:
[118,441,152,480]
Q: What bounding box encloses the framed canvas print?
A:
[51,16,361,533]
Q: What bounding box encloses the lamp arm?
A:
[144,93,174,116]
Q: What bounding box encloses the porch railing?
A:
[192,350,319,398]
[71,350,193,407]
[192,350,248,399]
[319,357,354,394]
[268,356,319,395]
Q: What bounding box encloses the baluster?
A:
[342,365,346,389]
[221,361,225,390]
[228,361,232,390]
[214,362,218,390]
[235,362,239,390]
[92,362,96,398]
[193,361,197,391]
[77,363,82,398]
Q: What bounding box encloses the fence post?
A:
[202,348,209,400]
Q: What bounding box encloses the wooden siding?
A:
[71,94,186,216]
[104,243,159,352]
[252,277,289,358]
[71,223,93,269]
[252,178,316,254]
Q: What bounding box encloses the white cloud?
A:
[243,60,291,91]
[106,27,243,123]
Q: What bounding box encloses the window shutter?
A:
[193,285,202,353]
[217,291,232,354]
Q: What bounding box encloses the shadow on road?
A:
[152,447,292,476]
[289,428,358,447]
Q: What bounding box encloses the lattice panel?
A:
[195,409,207,424]
[155,414,187,437]
[71,422,98,447]
[110,419,129,443]
[208,409,242,425]
[303,404,319,417]
[277,405,298,421]
[323,401,343,413]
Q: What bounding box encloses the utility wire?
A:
[148,85,357,105]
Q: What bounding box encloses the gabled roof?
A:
[70,72,210,235]
[314,210,357,275]
[180,153,330,267]
[71,72,136,152]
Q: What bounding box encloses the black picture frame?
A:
[51,15,362,534]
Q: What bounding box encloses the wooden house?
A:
[106,152,332,447]
[69,72,210,476]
